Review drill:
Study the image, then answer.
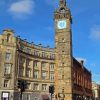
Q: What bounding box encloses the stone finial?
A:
[80,60,84,66]
[60,0,66,7]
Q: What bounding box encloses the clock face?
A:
[57,20,66,29]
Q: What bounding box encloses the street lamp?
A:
[58,89,65,100]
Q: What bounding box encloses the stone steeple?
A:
[54,0,73,100]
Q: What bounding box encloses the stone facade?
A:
[92,81,100,100]
[73,59,93,100]
[0,0,93,100]
[54,0,73,100]
[0,29,55,100]
[0,29,17,100]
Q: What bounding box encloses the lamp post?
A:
[58,93,65,100]
[18,88,22,100]
[58,89,65,100]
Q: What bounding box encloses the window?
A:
[62,75,64,79]
[34,50,39,56]
[19,68,24,77]
[27,83,31,90]
[42,62,46,68]
[7,34,10,42]
[50,54,55,59]
[42,71,46,79]
[26,48,31,53]
[26,59,31,67]
[26,70,31,77]
[50,63,54,70]
[4,80,9,87]
[42,84,47,91]
[2,39,4,45]
[5,53,11,60]
[34,83,39,90]
[27,94,30,100]
[42,52,46,57]
[34,61,38,67]
[34,71,38,79]
[19,56,25,64]
[62,38,65,42]
[61,9,65,13]
[62,50,64,53]
[20,45,24,50]
[4,64,11,75]
[50,73,54,81]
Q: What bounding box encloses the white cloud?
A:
[89,25,100,40]
[8,0,35,19]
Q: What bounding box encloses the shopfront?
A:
[2,92,9,100]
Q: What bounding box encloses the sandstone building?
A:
[0,29,55,100]
[92,81,100,100]
[0,0,93,100]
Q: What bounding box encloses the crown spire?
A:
[60,0,66,7]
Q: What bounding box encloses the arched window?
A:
[7,34,10,42]
[2,39,4,45]
[60,8,65,13]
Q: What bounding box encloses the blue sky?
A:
[0,0,100,83]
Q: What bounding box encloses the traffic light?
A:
[17,80,27,92]
[49,85,54,94]
[17,80,22,89]
[21,80,27,92]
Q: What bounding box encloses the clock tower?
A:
[54,0,73,100]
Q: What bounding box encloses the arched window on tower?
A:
[2,39,4,45]
[60,8,65,13]
[60,8,66,17]
[7,34,11,42]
